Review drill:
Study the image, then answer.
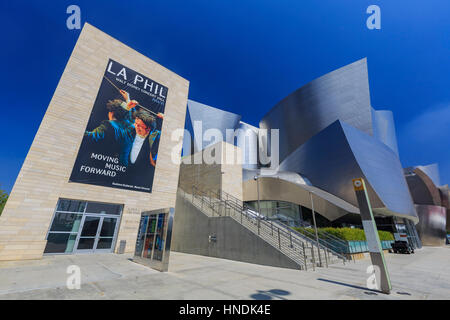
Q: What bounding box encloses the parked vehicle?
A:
[390,240,414,254]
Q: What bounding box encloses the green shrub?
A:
[292,226,394,241]
[378,230,395,241]
[0,187,8,216]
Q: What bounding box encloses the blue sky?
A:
[0,0,449,192]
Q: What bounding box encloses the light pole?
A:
[254,175,261,214]
[309,191,322,267]
[254,175,261,233]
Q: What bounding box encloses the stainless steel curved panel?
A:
[343,121,417,220]
[415,204,447,246]
[414,163,441,187]
[279,120,417,221]
[438,185,450,209]
[371,109,399,155]
[405,167,442,206]
[260,58,373,162]
[243,176,358,221]
[186,100,241,153]
[236,122,259,169]
[242,168,312,185]
[438,185,450,232]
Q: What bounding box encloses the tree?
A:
[0,186,8,216]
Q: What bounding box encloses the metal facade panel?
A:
[260,58,373,162]
[415,204,447,246]
[414,163,441,187]
[342,121,417,219]
[187,99,242,153]
[236,122,259,169]
[242,176,358,221]
[279,120,381,208]
[405,168,442,206]
[371,109,399,155]
[280,120,417,220]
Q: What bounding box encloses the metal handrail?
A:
[186,186,351,268]
[294,227,349,258]
[293,222,352,258]
[273,222,348,263]
[294,225,346,249]
[212,187,348,264]
[250,207,350,252]
[297,221,349,245]
[187,186,314,268]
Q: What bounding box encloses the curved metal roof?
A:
[279,120,418,221]
[259,58,373,163]
[243,173,359,221]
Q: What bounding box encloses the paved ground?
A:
[0,246,449,299]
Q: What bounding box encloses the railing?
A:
[345,240,394,254]
[291,225,351,258]
[215,189,349,264]
[180,186,348,270]
[190,187,311,269]
[219,188,350,265]
[293,223,394,256]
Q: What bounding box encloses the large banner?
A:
[70,59,168,193]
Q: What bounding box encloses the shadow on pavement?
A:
[250,289,291,300]
[317,278,380,295]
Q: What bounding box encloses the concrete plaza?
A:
[0,246,449,300]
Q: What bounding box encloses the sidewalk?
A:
[0,246,449,299]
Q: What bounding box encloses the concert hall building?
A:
[0,23,447,270]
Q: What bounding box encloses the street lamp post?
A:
[310,191,322,267]
[254,175,261,233]
[254,176,261,214]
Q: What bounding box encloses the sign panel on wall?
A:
[70,59,168,193]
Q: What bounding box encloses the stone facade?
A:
[0,23,189,261]
[178,141,243,202]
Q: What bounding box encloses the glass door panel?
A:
[76,216,101,251]
[152,213,166,261]
[95,217,117,250]
[135,216,149,256]
[77,238,96,250]
[133,209,172,272]
[143,216,157,258]
[81,217,100,236]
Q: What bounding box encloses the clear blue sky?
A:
[1,0,449,192]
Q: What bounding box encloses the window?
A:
[44,199,123,254]
[245,200,301,227]
[85,202,122,215]
[45,233,78,254]
[49,212,82,232]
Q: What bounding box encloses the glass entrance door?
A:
[96,217,118,251]
[75,216,118,253]
[45,199,123,255]
[76,216,100,252]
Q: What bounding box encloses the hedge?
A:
[292,227,394,241]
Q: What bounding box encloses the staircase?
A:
[179,186,349,270]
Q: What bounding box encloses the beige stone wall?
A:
[0,23,189,261]
[178,142,243,201]
[221,143,243,202]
